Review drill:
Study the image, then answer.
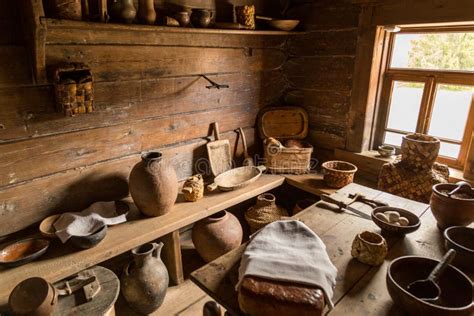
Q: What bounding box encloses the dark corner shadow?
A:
[342,258,383,293]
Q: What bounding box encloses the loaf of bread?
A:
[238,276,325,316]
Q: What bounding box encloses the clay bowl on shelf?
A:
[371,206,421,235]
[266,19,300,31]
[387,256,474,315]
[69,225,107,249]
[39,214,61,238]
[444,226,474,272]
[430,183,474,229]
[0,238,50,268]
[378,145,396,157]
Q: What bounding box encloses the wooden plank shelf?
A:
[0,174,285,307]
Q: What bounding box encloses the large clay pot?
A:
[430,183,474,229]
[138,0,156,25]
[129,152,178,217]
[110,0,136,23]
[192,211,243,262]
[121,242,169,314]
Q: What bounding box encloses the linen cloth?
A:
[237,220,338,309]
[54,201,127,243]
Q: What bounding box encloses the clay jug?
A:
[110,0,136,23]
[121,243,169,314]
[138,0,156,25]
[192,211,243,262]
[129,152,178,217]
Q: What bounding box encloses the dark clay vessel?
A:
[192,211,243,262]
[129,152,178,217]
[430,183,474,229]
[138,0,156,25]
[191,9,213,28]
[121,242,169,314]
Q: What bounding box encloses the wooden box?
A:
[258,106,313,174]
[53,63,94,117]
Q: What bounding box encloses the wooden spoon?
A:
[238,128,254,167]
[407,249,456,302]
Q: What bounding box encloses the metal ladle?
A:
[407,249,456,302]
[447,181,472,197]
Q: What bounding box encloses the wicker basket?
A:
[263,139,313,174]
[53,63,94,117]
[322,160,358,188]
[245,193,288,233]
[235,5,255,30]
[400,134,440,171]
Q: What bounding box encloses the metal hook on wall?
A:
[201,75,230,90]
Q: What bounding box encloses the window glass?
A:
[439,142,461,158]
[383,131,404,147]
[428,84,473,142]
[386,81,424,132]
[390,32,474,71]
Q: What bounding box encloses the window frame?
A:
[374,27,474,169]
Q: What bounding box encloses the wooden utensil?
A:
[407,249,456,302]
[207,166,266,192]
[207,122,232,177]
[320,194,371,220]
[238,128,254,167]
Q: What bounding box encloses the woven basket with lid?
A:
[245,193,288,233]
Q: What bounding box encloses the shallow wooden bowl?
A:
[0,238,50,268]
[444,226,474,272]
[387,256,474,315]
[371,206,420,235]
[266,19,300,31]
[39,214,61,238]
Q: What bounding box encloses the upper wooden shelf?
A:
[44,18,305,38]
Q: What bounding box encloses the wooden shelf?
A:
[0,174,285,307]
[45,18,305,38]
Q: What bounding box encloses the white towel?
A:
[237,220,338,309]
[54,201,127,243]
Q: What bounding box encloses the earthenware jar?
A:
[351,231,387,266]
[192,211,243,262]
[110,0,136,23]
[9,277,58,315]
[182,174,204,202]
[50,0,82,20]
[245,193,288,233]
[121,243,169,314]
[191,9,213,28]
[431,183,474,229]
[129,152,178,217]
[138,0,156,25]
[173,11,191,27]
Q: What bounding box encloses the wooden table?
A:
[191,183,474,315]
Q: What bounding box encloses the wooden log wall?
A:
[0,2,288,236]
[284,0,361,151]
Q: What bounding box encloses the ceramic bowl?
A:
[69,225,107,249]
[430,183,474,229]
[9,277,58,315]
[39,214,61,238]
[378,145,396,157]
[0,238,50,268]
[372,206,421,235]
[266,19,300,31]
[387,256,474,315]
[444,226,474,272]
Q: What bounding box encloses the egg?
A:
[398,217,409,226]
[375,212,389,223]
[384,211,400,223]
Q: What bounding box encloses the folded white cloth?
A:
[237,220,338,309]
[54,201,127,243]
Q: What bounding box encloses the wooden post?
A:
[159,231,185,285]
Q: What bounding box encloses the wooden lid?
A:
[257,107,309,140]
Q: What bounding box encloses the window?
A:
[375,28,474,168]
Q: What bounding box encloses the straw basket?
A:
[245,193,288,233]
[322,160,358,188]
[400,134,440,171]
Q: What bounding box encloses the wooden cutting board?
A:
[207,122,232,177]
[257,106,309,140]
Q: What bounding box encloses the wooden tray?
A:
[208,166,266,192]
[257,106,309,140]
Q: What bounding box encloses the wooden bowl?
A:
[0,238,50,268]
[266,19,300,31]
[387,256,474,315]
[430,183,474,229]
[444,226,474,272]
[69,225,107,249]
[372,207,420,235]
[39,214,61,238]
